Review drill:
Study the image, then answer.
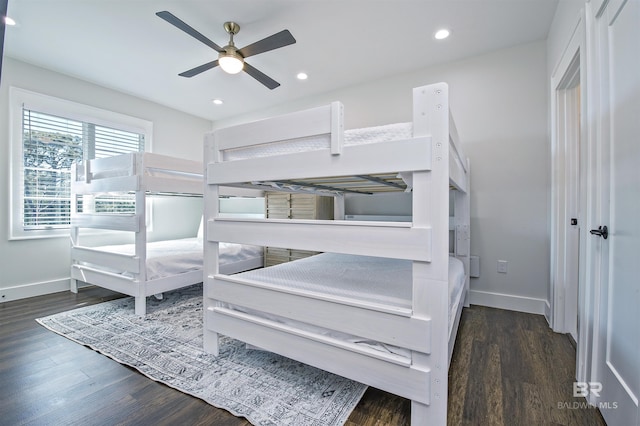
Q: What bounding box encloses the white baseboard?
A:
[0,278,71,303]
[3,278,551,318]
[469,289,547,315]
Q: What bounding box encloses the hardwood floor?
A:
[0,288,606,425]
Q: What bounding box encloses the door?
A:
[589,0,640,423]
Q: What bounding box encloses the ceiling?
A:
[4,0,559,122]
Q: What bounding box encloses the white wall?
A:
[214,41,550,314]
[1,41,552,313]
[0,57,212,301]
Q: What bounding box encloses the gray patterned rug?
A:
[36,284,367,425]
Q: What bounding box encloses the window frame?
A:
[9,87,153,240]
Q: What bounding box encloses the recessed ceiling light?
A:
[434,29,450,40]
[4,16,16,26]
[297,72,308,80]
[212,99,224,105]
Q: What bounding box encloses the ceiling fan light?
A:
[434,29,450,40]
[219,52,244,74]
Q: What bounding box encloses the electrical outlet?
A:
[497,260,508,274]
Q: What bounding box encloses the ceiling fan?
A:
[156,11,296,90]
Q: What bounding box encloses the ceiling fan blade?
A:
[238,30,296,58]
[243,62,280,90]
[156,11,224,53]
[179,60,219,78]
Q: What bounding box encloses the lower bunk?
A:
[71,239,263,315]
[204,252,467,424]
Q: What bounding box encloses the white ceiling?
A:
[4,0,559,121]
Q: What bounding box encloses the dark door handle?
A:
[590,225,608,239]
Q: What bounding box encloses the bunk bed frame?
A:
[203,83,470,425]
[70,152,263,316]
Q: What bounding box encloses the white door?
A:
[590,0,640,424]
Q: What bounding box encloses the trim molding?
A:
[4,280,551,317]
[0,278,71,303]
[469,289,548,315]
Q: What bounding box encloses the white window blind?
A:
[22,108,145,230]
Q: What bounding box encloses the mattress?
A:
[227,253,466,359]
[448,255,466,337]
[96,238,262,280]
[234,252,464,315]
[223,122,412,161]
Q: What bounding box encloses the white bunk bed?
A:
[69,152,264,316]
[203,83,470,425]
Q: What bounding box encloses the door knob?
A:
[590,225,608,239]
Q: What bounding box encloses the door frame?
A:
[549,11,590,382]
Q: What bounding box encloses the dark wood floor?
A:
[0,287,606,425]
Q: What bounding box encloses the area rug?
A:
[36,284,367,425]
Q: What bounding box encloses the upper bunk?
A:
[71,152,203,197]
[70,152,203,234]
[205,83,468,197]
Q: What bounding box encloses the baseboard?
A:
[3,279,551,317]
[469,289,547,315]
[0,278,71,303]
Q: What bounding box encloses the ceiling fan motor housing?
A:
[223,21,240,36]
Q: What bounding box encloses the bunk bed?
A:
[70,152,263,316]
[203,82,470,425]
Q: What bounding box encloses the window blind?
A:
[22,108,145,230]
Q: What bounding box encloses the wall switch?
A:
[497,260,508,274]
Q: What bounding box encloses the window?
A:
[22,110,144,229]
[10,88,153,239]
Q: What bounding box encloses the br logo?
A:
[573,382,602,398]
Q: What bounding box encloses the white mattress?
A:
[223,122,413,161]
[229,253,466,359]
[448,256,466,337]
[96,238,262,281]
[235,252,465,316]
